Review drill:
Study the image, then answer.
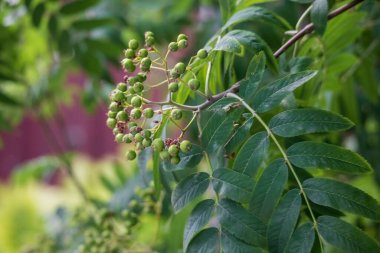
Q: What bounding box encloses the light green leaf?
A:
[311,0,328,35]
[217,199,267,247]
[212,168,255,203]
[239,52,266,101]
[253,71,317,113]
[225,116,254,154]
[250,159,288,222]
[0,90,22,106]
[303,178,380,220]
[183,199,215,251]
[269,108,354,137]
[233,131,269,177]
[186,227,219,253]
[318,216,380,253]
[287,141,373,174]
[60,0,99,15]
[236,0,275,10]
[221,229,265,253]
[171,172,210,213]
[268,189,302,253]
[163,144,203,172]
[285,222,315,253]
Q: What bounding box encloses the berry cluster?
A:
[106,32,208,163]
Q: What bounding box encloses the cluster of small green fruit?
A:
[106,32,208,163]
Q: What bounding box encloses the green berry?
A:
[135,133,144,142]
[168,42,178,52]
[170,156,180,165]
[159,150,170,160]
[138,48,148,58]
[113,127,120,135]
[140,57,152,72]
[143,129,152,138]
[124,49,135,59]
[116,111,129,122]
[196,49,208,59]
[145,36,155,47]
[117,82,127,92]
[123,134,133,143]
[168,144,179,156]
[115,133,124,143]
[128,122,138,128]
[129,126,138,135]
[109,102,120,112]
[133,82,144,93]
[131,108,142,119]
[170,68,180,78]
[123,58,136,72]
[136,142,144,151]
[177,34,188,41]
[108,111,117,118]
[188,78,200,90]
[152,138,165,152]
[126,150,137,160]
[136,72,147,82]
[129,39,139,50]
[128,76,138,85]
[168,82,179,92]
[180,140,192,153]
[174,62,186,74]
[131,96,142,108]
[171,109,182,120]
[145,31,154,38]
[112,90,125,102]
[106,118,116,129]
[143,108,154,118]
[178,39,188,49]
[142,138,152,147]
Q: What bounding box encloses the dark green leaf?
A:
[253,71,317,113]
[233,131,269,177]
[268,189,302,253]
[0,90,23,106]
[311,0,328,35]
[318,216,380,253]
[225,116,254,154]
[60,0,99,15]
[48,15,58,38]
[239,52,266,101]
[171,172,210,213]
[250,159,288,222]
[287,141,373,174]
[269,108,354,137]
[285,222,315,253]
[303,178,380,220]
[163,144,203,172]
[184,199,215,251]
[32,3,45,27]
[290,0,313,3]
[71,18,114,30]
[212,168,255,203]
[217,199,267,247]
[221,229,265,253]
[186,227,219,253]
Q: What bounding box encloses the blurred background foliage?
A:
[0,0,380,252]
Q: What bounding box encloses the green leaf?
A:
[171,172,210,213]
[186,227,219,253]
[239,52,266,101]
[233,131,269,177]
[0,90,22,106]
[253,71,317,113]
[32,2,45,27]
[268,189,302,253]
[221,229,265,253]
[218,0,234,23]
[303,178,380,220]
[225,116,254,154]
[250,159,288,222]
[317,216,380,253]
[60,0,99,15]
[287,141,373,174]
[217,199,267,247]
[311,0,328,35]
[48,15,58,38]
[269,108,354,137]
[183,199,215,251]
[285,222,315,253]
[236,0,276,10]
[71,18,114,30]
[163,144,203,171]
[212,168,255,203]
[222,6,291,32]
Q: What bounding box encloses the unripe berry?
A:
[133,82,144,93]
[197,49,208,59]
[171,109,182,120]
[138,48,148,58]
[115,133,124,143]
[140,57,152,72]
[108,111,117,118]
[113,127,120,135]
[188,78,200,90]
[180,140,192,153]
[168,82,179,92]
[131,96,142,108]
[106,118,116,129]
[129,126,137,135]
[142,138,152,147]
[145,31,154,38]
[171,156,180,165]
[126,150,137,160]
[177,34,188,41]
[128,39,139,50]
[178,39,188,49]
[123,58,136,72]
[145,36,155,47]
[112,90,125,102]
[134,133,144,142]
[117,82,127,92]
[109,102,120,112]
[116,111,129,122]
[123,133,133,143]
[126,94,133,104]
[136,142,144,151]
[128,76,138,85]
[170,69,180,78]
[168,144,179,156]
[124,49,135,59]
[168,42,178,52]
[159,150,170,160]
[152,138,165,152]
[143,108,154,118]
[131,108,142,119]
[128,122,138,128]
[143,129,152,138]
[174,62,186,74]
[136,72,147,82]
